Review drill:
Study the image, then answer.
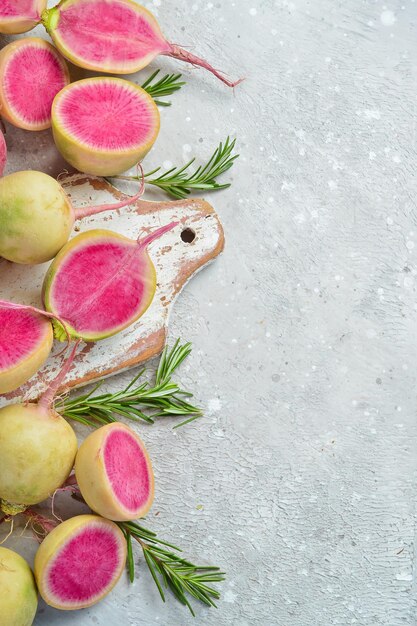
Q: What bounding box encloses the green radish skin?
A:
[0,171,73,265]
[0,170,144,265]
[0,342,79,515]
[0,547,38,626]
[0,403,77,513]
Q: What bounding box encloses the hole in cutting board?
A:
[181,228,196,243]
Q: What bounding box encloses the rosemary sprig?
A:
[119,521,225,616]
[57,340,202,428]
[141,70,185,106]
[111,137,239,199]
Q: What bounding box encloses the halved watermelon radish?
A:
[0,0,46,34]
[0,169,145,264]
[0,38,70,131]
[42,0,241,87]
[0,547,38,626]
[0,343,79,514]
[0,300,54,394]
[0,129,6,176]
[42,222,177,342]
[52,77,160,176]
[34,514,127,610]
[75,423,154,521]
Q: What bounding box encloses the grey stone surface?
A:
[1,0,416,624]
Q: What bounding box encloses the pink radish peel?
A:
[42,0,242,87]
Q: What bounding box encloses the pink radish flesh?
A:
[104,428,151,512]
[1,1,40,18]
[44,0,241,87]
[43,223,177,341]
[48,240,151,335]
[47,526,121,604]
[54,1,169,70]
[1,40,69,129]
[0,308,49,371]
[0,131,6,175]
[55,79,157,151]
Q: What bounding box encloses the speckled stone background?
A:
[2,0,416,624]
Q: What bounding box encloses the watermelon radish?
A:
[52,77,160,176]
[0,38,70,131]
[42,222,177,342]
[0,343,79,516]
[0,547,38,626]
[75,423,154,521]
[34,514,127,610]
[0,0,46,34]
[42,0,241,87]
[0,300,61,394]
[0,169,145,264]
[0,129,6,176]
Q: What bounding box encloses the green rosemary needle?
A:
[57,340,202,428]
[141,70,185,106]
[119,521,225,616]
[111,136,239,199]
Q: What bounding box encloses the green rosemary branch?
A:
[119,521,225,616]
[111,137,239,199]
[141,70,185,106]
[57,340,202,428]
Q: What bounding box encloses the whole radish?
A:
[0,547,38,626]
[0,169,145,264]
[42,0,242,87]
[34,514,127,610]
[0,344,79,516]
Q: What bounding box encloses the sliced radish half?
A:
[75,423,154,521]
[43,223,176,342]
[0,0,46,34]
[52,77,160,176]
[41,0,241,87]
[0,38,70,131]
[0,301,54,394]
[34,515,127,610]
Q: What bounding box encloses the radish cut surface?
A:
[75,423,154,521]
[35,515,127,610]
[0,38,70,131]
[0,0,46,34]
[43,224,176,342]
[0,305,53,394]
[44,0,169,74]
[52,77,160,175]
[42,0,241,86]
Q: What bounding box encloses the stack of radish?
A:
[0,0,238,622]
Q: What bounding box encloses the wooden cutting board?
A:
[0,174,224,403]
